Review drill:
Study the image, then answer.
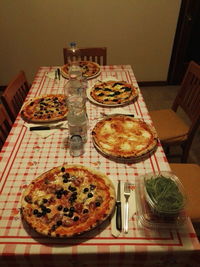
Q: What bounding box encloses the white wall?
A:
[0,0,181,84]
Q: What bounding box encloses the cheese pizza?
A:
[21,94,68,123]
[92,115,158,159]
[21,164,116,238]
[89,80,138,106]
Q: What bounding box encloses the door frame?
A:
[167,0,200,84]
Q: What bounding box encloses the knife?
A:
[30,123,66,131]
[116,180,122,231]
[57,68,61,80]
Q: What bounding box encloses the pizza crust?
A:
[21,164,116,238]
[20,94,68,123]
[92,115,158,160]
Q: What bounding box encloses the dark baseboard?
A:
[0,85,6,91]
[138,81,168,87]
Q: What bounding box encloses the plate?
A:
[87,79,138,107]
[60,61,101,80]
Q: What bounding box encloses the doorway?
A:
[167,0,200,84]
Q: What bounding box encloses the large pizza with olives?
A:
[21,164,116,238]
[60,61,100,79]
[89,80,138,106]
[92,115,158,159]
[21,94,68,123]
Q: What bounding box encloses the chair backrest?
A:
[63,47,107,65]
[0,104,13,151]
[1,71,30,122]
[172,61,200,137]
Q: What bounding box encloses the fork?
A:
[124,182,131,233]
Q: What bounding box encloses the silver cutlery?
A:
[55,69,58,80]
[124,182,131,233]
[57,68,61,80]
[100,112,134,117]
[30,123,67,131]
[116,180,122,231]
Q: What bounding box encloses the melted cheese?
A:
[93,116,157,158]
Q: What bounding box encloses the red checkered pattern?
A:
[0,66,199,267]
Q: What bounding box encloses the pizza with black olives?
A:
[89,80,138,106]
[21,94,67,123]
[60,61,101,79]
[21,164,116,238]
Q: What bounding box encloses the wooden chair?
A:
[1,71,30,122]
[170,163,200,223]
[149,61,200,162]
[0,104,13,151]
[63,47,107,65]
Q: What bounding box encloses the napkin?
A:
[101,107,137,117]
[46,70,57,80]
[45,68,62,81]
[24,121,68,138]
[111,181,136,237]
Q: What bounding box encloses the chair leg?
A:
[165,146,170,155]
[181,143,189,163]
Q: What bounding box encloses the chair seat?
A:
[149,109,189,144]
[170,163,200,222]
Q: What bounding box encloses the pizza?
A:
[89,80,138,105]
[21,94,68,123]
[21,164,116,238]
[60,61,100,79]
[92,115,158,159]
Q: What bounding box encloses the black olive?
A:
[68,211,73,218]
[83,188,89,193]
[113,82,124,87]
[122,86,131,92]
[37,212,43,217]
[46,208,51,213]
[56,220,62,226]
[43,198,48,203]
[63,179,68,183]
[51,225,56,231]
[73,216,79,221]
[70,207,75,212]
[69,185,76,192]
[95,202,101,207]
[63,207,69,212]
[57,194,62,199]
[57,205,63,211]
[83,209,89,214]
[98,93,104,96]
[90,184,96,190]
[88,193,93,198]
[33,209,38,215]
[63,190,68,195]
[61,167,65,172]
[63,172,70,178]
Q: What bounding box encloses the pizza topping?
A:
[21,94,68,123]
[90,80,138,105]
[21,164,115,238]
[60,61,100,79]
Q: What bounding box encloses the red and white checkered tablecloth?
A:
[0,65,200,267]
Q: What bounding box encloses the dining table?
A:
[0,64,200,267]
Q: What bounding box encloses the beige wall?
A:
[0,0,181,85]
